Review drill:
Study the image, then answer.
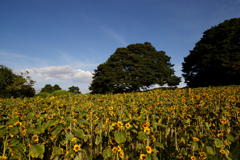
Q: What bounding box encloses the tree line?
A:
[1,17,240,98]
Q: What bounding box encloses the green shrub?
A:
[35,92,52,98]
[51,90,75,97]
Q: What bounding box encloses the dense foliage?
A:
[0,85,239,159]
[89,42,181,94]
[0,65,36,99]
[68,86,82,95]
[182,17,240,88]
[40,84,62,93]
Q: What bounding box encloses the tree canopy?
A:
[68,86,81,94]
[40,84,62,93]
[182,17,240,88]
[0,65,36,99]
[89,42,181,94]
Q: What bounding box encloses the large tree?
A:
[0,65,36,99]
[68,86,81,94]
[89,42,181,94]
[182,18,240,88]
[40,84,62,93]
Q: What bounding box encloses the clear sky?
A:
[1,0,240,94]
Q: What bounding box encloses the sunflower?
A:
[144,110,148,114]
[112,147,118,153]
[217,133,223,138]
[191,156,196,160]
[142,123,148,128]
[117,146,122,152]
[32,135,39,142]
[109,107,113,111]
[8,125,13,130]
[220,119,227,125]
[192,137,199,141]
[140,154,147,160]
[119,151,124,159]
[73,144,81,152]
[110,138,116,145]
[48,114,53,119]
[220,149,225,154]
[146,146,152,154]
[125,123,131,129]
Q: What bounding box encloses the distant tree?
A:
[182,17,240,88]
[40,84,54,93]
[0,65,36,99]
[53,84,62,92]
[40,84,62,93]
[68,86,81,94]
[89,42,181,94]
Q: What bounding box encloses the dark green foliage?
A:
[68,86,81,94]
[40,84,61,93]
[182,17,240,88]
[89,42,181,94]
[52,84,62,92]
[0,65,36,99]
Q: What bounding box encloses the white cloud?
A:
[100,26,128,46]
[14,65,93,83]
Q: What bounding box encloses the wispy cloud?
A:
[100,26,128,46]
[0,51,28,58]
[57,51,99,69]
[15,65,93,83]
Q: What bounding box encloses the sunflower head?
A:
[73,144,81,152]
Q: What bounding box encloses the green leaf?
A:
[10,138,20,147]
[65,115,73,122]
[225,134,235,142]
[214,138,225,148]
[77,117,89,125]
[74,155,81,160]
[227,157,232,160]
[52,146,62,156]
[12,143,26,155]
[146,155,152,160]
[137,131,147,140]
[180,148,187,156]
[66,133,74,141]
[115,131,126,144]
[154,142,164,149]
[45,119,58,128]
[29,143,45,159]
[95,135,101,145]
[152,153,158,160]
[73,128,85,139]
[84,134,91,142]
[0,126,7,136]
[204,122,210,129]
[27,112,35,120]
[102,148,112,159]
[206,145,215,155]
[51,124,63,136]
[192,141,199,151]
[9,126,19,135]
[35,126,46,134]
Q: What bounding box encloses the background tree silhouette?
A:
[89,42,181,94]
[68,86,81,94]
[0,65,36,99]
[182,17,240,88]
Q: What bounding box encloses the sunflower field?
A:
[0,85,240,160]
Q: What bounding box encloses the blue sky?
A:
[1,0,240,94]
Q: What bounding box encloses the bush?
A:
[51,90,75,97]
[35,92,52,98]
